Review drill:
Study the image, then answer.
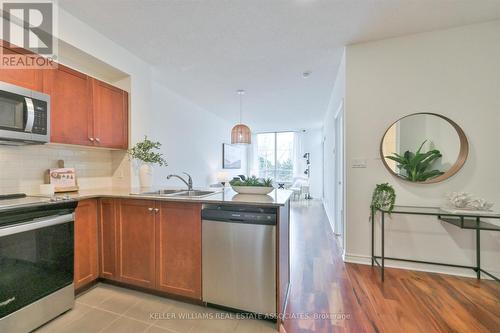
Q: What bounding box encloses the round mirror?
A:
[380,113,468,183]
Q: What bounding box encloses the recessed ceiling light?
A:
[302,71,312,78]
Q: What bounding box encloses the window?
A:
[256,132,295,182]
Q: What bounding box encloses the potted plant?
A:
[229,176,274,195]
[370,183,396,215]
[128,136,167,187]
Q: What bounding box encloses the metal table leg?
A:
[381,211,385,282]
[476,217,481,279]
[371,208,374,267]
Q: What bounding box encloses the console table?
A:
[371,205,500,282]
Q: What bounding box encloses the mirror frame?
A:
[380,112,469,184]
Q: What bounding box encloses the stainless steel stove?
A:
[0,193,78,332]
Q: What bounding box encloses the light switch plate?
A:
[351,159,367,168]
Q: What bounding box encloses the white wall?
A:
[343,20,500,277]
[323,52,346,232]
[149,81,247,188]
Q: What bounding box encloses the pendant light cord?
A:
[239,93,242,124]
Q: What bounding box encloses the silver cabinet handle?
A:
[89,137,94,142]
[148,208,154,212]
[95,138,101,143]
[154,208,159,213]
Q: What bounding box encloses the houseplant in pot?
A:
[230,176,274,195]
[128,136,167,187]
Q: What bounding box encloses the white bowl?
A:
[231,186,274,195]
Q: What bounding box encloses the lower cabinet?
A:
[116,199,157,289]
[74,199,99,290]
[156,202,202,299]
[75,198,202,299]
[98,198,117,280]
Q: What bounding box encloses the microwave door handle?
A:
[0,213,74,237]
[24,97,35,133]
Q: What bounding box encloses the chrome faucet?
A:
[167,172,193,191]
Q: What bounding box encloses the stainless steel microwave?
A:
[0,81,50,145]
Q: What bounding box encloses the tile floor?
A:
[34,283,276,333]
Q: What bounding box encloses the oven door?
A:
[0,214,74,319]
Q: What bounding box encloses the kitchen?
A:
[0,4,293,333]
[0,56,292,332]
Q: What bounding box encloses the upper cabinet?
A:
[42,67,129,149]
[43,65,93,146]
[92,79,129,149]
[0,40,129,149]
[0,44,43,91]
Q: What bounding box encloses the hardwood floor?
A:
[284,200,500,333]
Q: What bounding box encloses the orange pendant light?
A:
[231,90,251,144]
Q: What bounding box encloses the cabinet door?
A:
[92,79,128,149]
[117,199,156,288]
[43,65,93,145]
[156,202,202,299]
[98,198,117,280]
[0,44,43,91]
[74,199,99,289]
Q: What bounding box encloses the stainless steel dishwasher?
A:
[202,205,276,316]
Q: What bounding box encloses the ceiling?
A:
[59,0,500,131]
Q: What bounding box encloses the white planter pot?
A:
[230,186,274,195]
[139,163,153,188]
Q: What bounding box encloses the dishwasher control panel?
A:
[202,205,277,225]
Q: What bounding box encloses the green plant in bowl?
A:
[230,176,274,195]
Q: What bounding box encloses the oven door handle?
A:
[0,213,74,237]
[24,97,35,133]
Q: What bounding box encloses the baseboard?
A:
[343,253,499,281]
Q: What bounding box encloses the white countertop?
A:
[32,187,293,207]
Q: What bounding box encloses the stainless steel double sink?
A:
[138,189,218,198]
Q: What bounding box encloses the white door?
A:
[334,104,345,249]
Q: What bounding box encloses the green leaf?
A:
[384,140,444,182]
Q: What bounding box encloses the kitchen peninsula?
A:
[57,187,292,328]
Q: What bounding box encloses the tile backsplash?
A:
[0,144,117,194]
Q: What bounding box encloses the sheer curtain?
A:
[248,131,304,182]
[292,131,304,179]
[248,133,259,177]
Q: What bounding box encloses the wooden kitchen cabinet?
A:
[155,202,202,299]
[92,79,129,149]
[74,199,99,290]
[43,65,93,146]
[116,199,156,288]
[0,43,43,91]
[98,198,118,280]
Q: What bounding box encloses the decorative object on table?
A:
[222,143,242,169]
[380,113,468,184]
[230,89,251,144]
[216,171,230,186]
[230,176,274,195]
[385,140,444,182]
[443,192,494,212]
[128,136,167,188]
[45,160,79,193]
[370,183,396,215]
